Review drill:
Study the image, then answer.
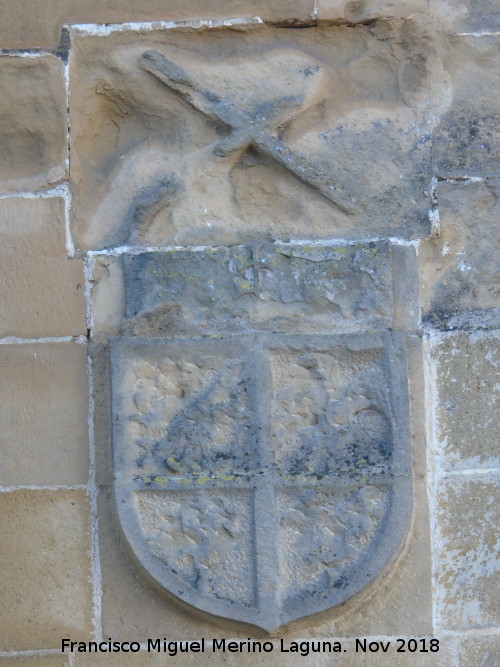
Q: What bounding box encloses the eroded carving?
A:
[270,347,394,476]
[79,23,425,632]
[277,485,389,609]
[140,49,356,214]
[136,490,255,607]
[111,333,412,631]
[70,23,450,249]
[126,353,257,476]
[122,241,393,335]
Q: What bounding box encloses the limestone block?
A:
[434,474,500,631]
[316,0,428,21]
[421,180,500,324]
[91,341,114,488]
[90,255,125,336]
[259,642,455,667]
[0,55,67,192]
[459,636,500,667]
[74,655,165,667]
[0,342,89,486]
[69,22,448,250]
[280,640,453,666]
[0,197,86,337]
[0,490,92,650]
[0,1,314,49]
[432,35,500,179]
[0,658,68,666]
[430,330,500,471]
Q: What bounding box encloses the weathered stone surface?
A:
[434,0,500,34]
[69,22,449,250]
[432,35,500,179]
[97,487,247,640]
[316,0,428,21]
[0,657,68,666]
[0,197,86,338]
[90,242,420,337]
[0,490,92,650]
[0,342,89,486]
[459,636,500,667]
[430,330,500,471]
[91,341,115,488]
[0,0,499,655]
[121,242,394,336]
[101,464,433,645]
[0,55,67,192]
[421,180,500,324]
[90,255,125,336]
[435,474,500,631]
[0,1,314,49]
[110,332,412,631]
[289,479,432,638]
[75,655,168,667]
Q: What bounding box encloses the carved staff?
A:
[140,50,356,215]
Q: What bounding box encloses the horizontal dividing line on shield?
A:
[126,470,402,491]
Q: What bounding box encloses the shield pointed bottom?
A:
[111,333,413,631]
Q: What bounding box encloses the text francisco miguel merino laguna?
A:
[62,638,348,657]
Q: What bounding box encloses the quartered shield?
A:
[110,244,413,632]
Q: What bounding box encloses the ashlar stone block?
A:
[90,254,126,336]
[432,35,500,179]
[0,657,68,666]
[0,490,92,650]
[0,1,314,49]
[459,636,500,667]
[0,341,89,486]
[0,197,86,338]
[435,474,500,631]
[0,55,67,192]
[110,332,412,632]
[69,21,448,250]
[430,330,500,471]
[73,639,456,667]
[422,180,500,324]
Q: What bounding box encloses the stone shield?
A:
[110,292,413,631]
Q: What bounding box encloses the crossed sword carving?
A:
[140,50,356,215]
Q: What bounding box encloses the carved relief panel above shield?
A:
[73,20,431,632]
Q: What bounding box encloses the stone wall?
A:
[0,1,498,665]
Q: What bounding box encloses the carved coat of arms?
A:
[111,327,412,632]
[110,243,414,631]
[72,30,426,631]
